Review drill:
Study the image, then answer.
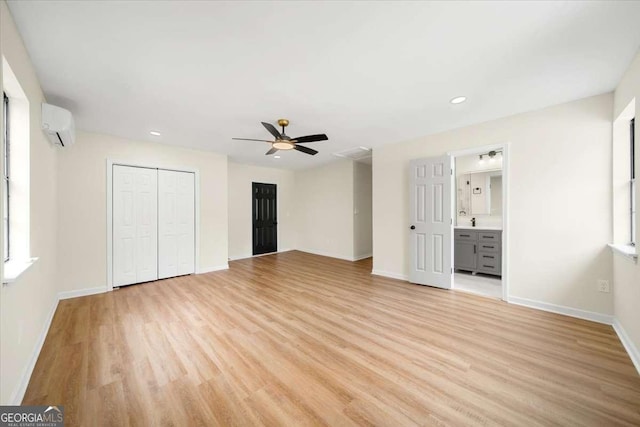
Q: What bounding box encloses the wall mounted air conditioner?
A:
[41,103,75,147]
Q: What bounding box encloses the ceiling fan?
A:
[233,119,328,156]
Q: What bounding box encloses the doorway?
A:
[407,144,508,300]
[451,145,507,300]
[252,182,278,255]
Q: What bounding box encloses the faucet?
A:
[471,217,476,227]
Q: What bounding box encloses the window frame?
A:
[3,92,9,261]
[631,117,636,246]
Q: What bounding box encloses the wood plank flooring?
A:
[23,251,640,426]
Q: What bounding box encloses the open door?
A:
[409,155,453,288]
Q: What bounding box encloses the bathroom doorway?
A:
[450,144,508,300]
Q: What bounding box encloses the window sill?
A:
[3,257,39,284]
[608,244,638,263]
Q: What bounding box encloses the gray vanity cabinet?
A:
[454,229,502,277]
[454,230,478,272]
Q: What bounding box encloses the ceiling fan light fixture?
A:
[273,140,294,150]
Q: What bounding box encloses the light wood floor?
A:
[24,251,640,426]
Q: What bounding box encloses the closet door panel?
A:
[158,170,179,279]
[135,168,158,283]
[158,170,195,279]
[176,172,195,275]
[113,165,158,286]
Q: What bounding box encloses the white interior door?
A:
[409,156,453,288]
[158,169,195,279]
[113,165,158,286]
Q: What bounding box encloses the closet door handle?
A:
[473,244,476,254]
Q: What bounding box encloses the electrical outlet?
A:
[597,279,610,293]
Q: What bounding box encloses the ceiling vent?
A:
[333,146,372,162]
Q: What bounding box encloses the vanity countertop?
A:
[455,226,502,231]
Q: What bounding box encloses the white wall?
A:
[490,176,503,216]
[0,1,59,404]
[612,49,640,362]
[373,93,614,315]
[228,159,371,262]
[227,161,295,260]
[294,159,355,261]
[56,131,228,293]
[353,161,372,259]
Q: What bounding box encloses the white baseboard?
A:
[371,269,409,281]
[613,318,640,375]
[353,253,373,261]
[9,295,59,405]
[507,296,614,325]
[197,264,229,274]
[58,286,106,300]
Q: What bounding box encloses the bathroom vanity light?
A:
[479,150,502,163]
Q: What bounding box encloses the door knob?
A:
[410,225,416,230]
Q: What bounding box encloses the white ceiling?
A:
[7,1,640,170]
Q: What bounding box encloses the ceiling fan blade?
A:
[265,147,278,155]
[232,138,274,143]
[291,134,328,144]
[294,144,318,156]
[261,122,282,139]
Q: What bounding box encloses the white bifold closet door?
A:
[158,169,196,279]
[113,165,158,286]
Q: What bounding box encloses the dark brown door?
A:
[252,182,277,255]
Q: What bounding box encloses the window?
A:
[631,118,636,246]
[2,62,38,283]
[3,93,8,261]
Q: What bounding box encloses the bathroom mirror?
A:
[456,170,502,216]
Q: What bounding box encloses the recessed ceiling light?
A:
[450,96,467,104]
[274,155,281,159]
[149,130,161,136]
